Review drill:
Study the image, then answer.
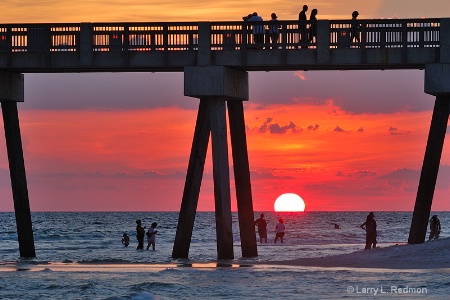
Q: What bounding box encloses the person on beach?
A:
[121,233,130,247]
[360,212,377,250]
[146,222,158,250]
[255,213,268,243]
[136,219,146,250]
[429,215,441,240]
[274,218,286,243]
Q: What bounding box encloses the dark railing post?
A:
[123,25,130,52]
[317,20,330,64]
[163,24,169,65]
[281,22,287,50]
[198,22,211,65]
[361,21,367,48]
[80,23,93,66]
[440,18,450,63]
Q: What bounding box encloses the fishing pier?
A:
[0,18,448,259]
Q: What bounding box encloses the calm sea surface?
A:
[0,211,449,299]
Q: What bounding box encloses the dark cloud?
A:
[350,171,377,178]
[23,73,198,110]
[388,127,413,136]
[307,124,319,131]
[334,126,347,133]
[22,69,435,114]
[250,70,434,114]
[268,121,299,134]
[357,127,364,133]
[249,170,296,180]
[257,118,300,134]
[303,181,392,196]
[258,118,273,133]
[377,168,419,181]
[378,166,450,190]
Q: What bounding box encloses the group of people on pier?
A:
[244,4,361,49]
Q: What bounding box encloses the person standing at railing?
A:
[350,11,361,44]
[308,8,318,44]
[248,12,264,49]
[269,13,280,49]
[298,5,308,48]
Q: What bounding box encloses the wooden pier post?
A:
[409,64,450,244]
[209,98,234,259]
[227,101,258,257]
[0,71,35,257]
[172,100,210,258]
[408,96,449,244]
[173,66,256,259]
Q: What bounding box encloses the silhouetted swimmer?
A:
[136,219,146,250]
[298,5,308,48]
[274,218,285,243]
[329,222,340,229]
[429,215,441,240]
[360,212,377,250]
[309,9,318,43]
[255,213,268,243]
[146,222,158,250]
[121,233,130,247]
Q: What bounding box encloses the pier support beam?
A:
[409,64,450,244]
[0,71,35,257]
[173,66,257,259]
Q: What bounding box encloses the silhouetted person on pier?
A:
[429,215,441,240]
[350,11,361,45]
[248,12,264,48]
[298,5,308,48]
[309,8,318,43]
[269,13,280,49]
[255,213,268,243]
[136,219,146,250]
[242,14,253,22]
[274,218,285,243]
[360,212,377,250]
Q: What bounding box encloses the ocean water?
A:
[0,211,449,299]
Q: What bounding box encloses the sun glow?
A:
[274,193,306,212]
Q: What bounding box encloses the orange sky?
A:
[0,1,450,212]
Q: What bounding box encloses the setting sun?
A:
[274,193,306,212]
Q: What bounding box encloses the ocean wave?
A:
[105,291,159,300]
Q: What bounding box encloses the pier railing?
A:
[0,19,441,53]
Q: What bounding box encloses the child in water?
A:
[146,222,158,250]
[121,233,130,247]
[274,218,285,243]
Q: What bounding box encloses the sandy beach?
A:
[272,237,450,269]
